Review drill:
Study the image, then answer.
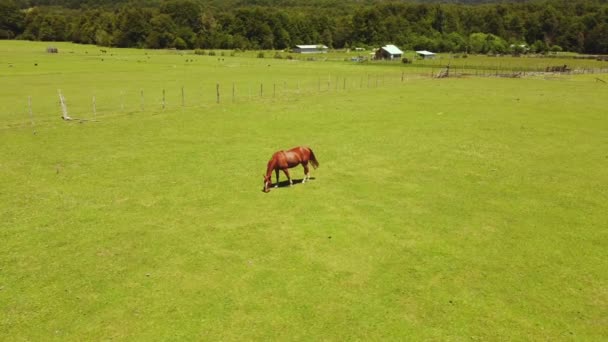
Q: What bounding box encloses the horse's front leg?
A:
[282,168,293,186]
[274,169,280,188]
[302,163,310,183]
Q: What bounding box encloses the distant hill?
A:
[12,0,532,9]
[5,0,608,54]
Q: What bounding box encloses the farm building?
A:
[416,50,436,59]
[293,45,328,54]
[375,45,403,60]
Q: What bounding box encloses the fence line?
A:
[2,66,608,130]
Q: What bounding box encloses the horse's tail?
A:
[308,147,319,169]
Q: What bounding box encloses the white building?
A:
[293,45,329,54]
[416,50,436,59]
[376,44,404,60]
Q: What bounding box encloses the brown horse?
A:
[263,146,319,192]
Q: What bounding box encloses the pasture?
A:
[1,41,607,340]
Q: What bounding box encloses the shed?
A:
[293,45,329,54]
[416,50,436,59]
[375,45,403,60]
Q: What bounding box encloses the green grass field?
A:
[1,41,607,340]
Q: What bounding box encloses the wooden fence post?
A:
[216,83,220,104]
[58,89,71,120]
[28,96,35,134]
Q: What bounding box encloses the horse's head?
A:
[263,174,272,192]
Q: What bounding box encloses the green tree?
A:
[146,14,175,48]
[431,5,445,33]
[549,44,563,54]
[173,36,187,49]
[483,6,506,37]
[442,32,466,52]
[160,0,202,32]
[539,5,562,45]
[0,0,24,38]
[469,32,488,53]
[585,22,608,53]
[504,14,524,41]
[113,6,151,47]
[530,39,547,54]
[469,32,506,54]
[175,26,196,48]
[351,7,382,45]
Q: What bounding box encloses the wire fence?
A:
[1,70,425,129]
[2,65,607,132]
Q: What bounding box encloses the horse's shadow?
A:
[268,177,316,190]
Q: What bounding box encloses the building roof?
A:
[295,45,328,49]
[415,50,436,56]
[381,44,403,55]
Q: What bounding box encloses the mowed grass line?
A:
[2,50,608,339]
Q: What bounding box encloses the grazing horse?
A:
[263,146,319,192]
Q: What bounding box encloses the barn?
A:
[293,45,329,54]
[375,45,403,60]
[416,50,436,59]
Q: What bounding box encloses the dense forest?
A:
[1,0,608,53]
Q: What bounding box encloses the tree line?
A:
[1,0,608,54]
